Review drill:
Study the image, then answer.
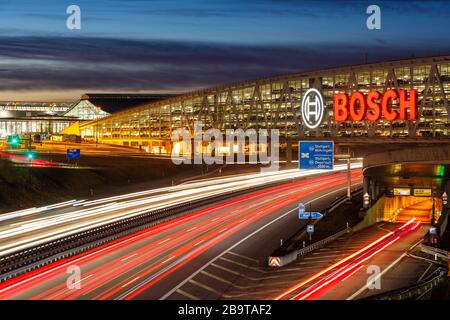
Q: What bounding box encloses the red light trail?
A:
[274,218,421,300]
[0,171,362,300]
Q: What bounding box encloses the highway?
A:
[275,218,424,300]
[0,169,362,299]
[0,164,361,257]
[164,200,433,300]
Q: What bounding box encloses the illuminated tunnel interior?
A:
[362,161,449,224]
[384,197,442,223]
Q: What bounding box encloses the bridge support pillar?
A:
[370,180,380,203]
[375,182,381,199]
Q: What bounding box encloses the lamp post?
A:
[431,179,436,226]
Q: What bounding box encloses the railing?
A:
[297,227,352,257]
[420,243,449,260]
[279,188,361,253]
[364,267,448,300]
[268,227,352,267]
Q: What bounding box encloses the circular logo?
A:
[301,88,324,129]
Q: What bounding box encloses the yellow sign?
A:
[414,189,432,197]
[393,188,411,196]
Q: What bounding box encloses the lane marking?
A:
[227,251,259,263]
[176,289,200,300]
[161,256,176,264]
[157,238,171,245]
[160,185,357,300]
[346,253,406,300]
[121,276,140,288]
[346,226,424,300]
[417,263,433,283]
[120,253,138,262]
[189,279,223,296]
[194,240,205,247]
[71,273,94,287]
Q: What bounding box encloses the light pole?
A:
[335,154,363,201]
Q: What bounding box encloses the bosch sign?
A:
[334,89,418,122]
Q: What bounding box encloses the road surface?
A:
[0,170,362,299]
[0,164,360,257]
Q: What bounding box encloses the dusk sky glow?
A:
[1,0,450,101]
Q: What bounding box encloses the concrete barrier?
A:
[267,227,351,267]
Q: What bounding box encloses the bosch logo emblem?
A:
[301,88,325,129]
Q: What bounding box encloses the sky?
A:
[1,0,450,101]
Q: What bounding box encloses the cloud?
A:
[0,36,449,98]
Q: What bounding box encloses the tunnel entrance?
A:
[382,196,442,223]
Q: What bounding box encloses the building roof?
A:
[80,93,176,114]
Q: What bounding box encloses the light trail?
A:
[274,218,421,300]
[0,164,361,257]
[0,170,362,300]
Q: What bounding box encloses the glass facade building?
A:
[77,56,450,152]
[0,102,75,138]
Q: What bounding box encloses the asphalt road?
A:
[166,202,436,300]
[0,165,360,257]
[0,170,362,299]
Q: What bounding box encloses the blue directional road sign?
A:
[298,203,309,219]
[299,141,334,170]
[67,148,81,159]
[310,212,323,220]
[307,225,314,233]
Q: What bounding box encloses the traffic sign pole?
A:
[347,158,351,199]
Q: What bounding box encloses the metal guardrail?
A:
[0,171,333,282]
[279,188,362,254]
[268,227,352,267]
[420,243,449,260]
[365,267,448,300]
[297,227,352,257]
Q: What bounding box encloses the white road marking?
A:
[194,240,205,247]
[120,253,137,262]
[72,273,94,287]
[161,255,176,264]
[157,238,171,245]
[417,263,433,283]
[160,185,356,300]
[347,235,425,300]
[227,251,259,263]
[121,276,140,288]
[176,289,200,300]
[347,253,406,300]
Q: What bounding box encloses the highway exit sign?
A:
[67,148,80,159]
[299,141,334,170]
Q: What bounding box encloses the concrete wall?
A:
[353,195,432,232]
[364,146,450,169]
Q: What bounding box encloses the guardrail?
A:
[420,243,449,260]
[0,171,335,282]
[277,189,361,254]
[364,267,448,300]
[268,227,352,267]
